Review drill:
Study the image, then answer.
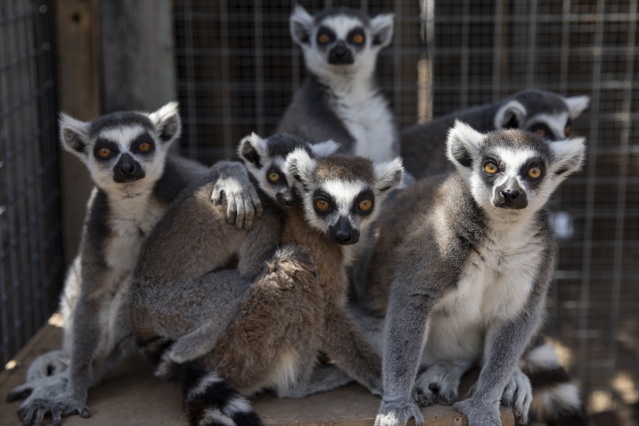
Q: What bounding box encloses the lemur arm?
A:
[321,303,383,396]
[453,259,552,426]
[375,279,434,426]
[210,160,263,230]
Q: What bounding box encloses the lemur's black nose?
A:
[501,189,519,201]
[329,217,360,245]
[333,45,347,58]
[113,153,145,183]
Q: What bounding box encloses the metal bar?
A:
[182,0,198,158]
[459,0,469,108]
[254,0,264,135]
[577,0,606,391]
[526,0,538,87]
[219,0,232,156]
[491,0,504,101]
[606,0,636,396]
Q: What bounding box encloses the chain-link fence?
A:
[0,0,63,366]
[174,0,639,416]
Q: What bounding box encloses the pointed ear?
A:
[59,113,91,160]
[564,95,590,119]
[309,140,340,157]
[550,137,586,177]
[148,101,181,145]
[238,133,267,169]
[285,147,316,190]
[374,157,404,193]
[446,120,485,171]
[494,100,527,129]
[290,5,314,46]
[370,13,394,47]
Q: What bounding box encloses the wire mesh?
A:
[0,0,63,366]
[174,0,639,415]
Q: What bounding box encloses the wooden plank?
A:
[1,323,514,426]
[55,0,101,265]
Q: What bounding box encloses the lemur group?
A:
[7,6,592,426]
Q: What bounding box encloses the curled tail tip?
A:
[185,368,263,426]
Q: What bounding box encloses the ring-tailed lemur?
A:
[131,134,403,426]
[278,5,398,164]
[6,103,261,426]
[401,89,590,179]
[368,122,586,426]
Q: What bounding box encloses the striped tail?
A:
[136,336,263,426]
[521,336,590,426]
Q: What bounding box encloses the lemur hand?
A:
[414,361,464,406]
[453,397,501,426]
[501,367,532,425]
[17,389,91,426]
[375,399,424,426]
[211,162,263,230]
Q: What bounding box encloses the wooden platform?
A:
[1,321,514,426]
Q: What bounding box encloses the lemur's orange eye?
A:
[528,166,542,179]
[138,141,152,152]
[535,128,547,137]
[318,33,330,44]
[315,199,330,211]
[564,125,572,136]
[358,199,372,211]
[484,162,498,174]
[97,147,112,158]
[352,34,365,45]
[268,171,280,182]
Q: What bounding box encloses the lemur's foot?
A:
[375,399,424,426]
[18,392,91,426]
[501,367,532,425]
[414,362,463,406]
[453,398,501,426]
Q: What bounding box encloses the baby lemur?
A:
[6,103,260,426]
[368,122,586,426]
[131,133,404,426]
[279,5,398,163]
[401,89,589,179]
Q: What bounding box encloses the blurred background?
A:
[1,0,637,423]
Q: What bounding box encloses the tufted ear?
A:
[59,113,91,161]
[374,157,403,193]
[290,5,314,46]
[148,101,181,145]
[549,137,586,178]
[494,100,527,130]
[446,120,485,174]
[564,95,590,119]
[238,132,267,170]
[309,140,340,157]
[285,147,317,191]
[370,13,394,47]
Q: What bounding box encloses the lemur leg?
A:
[322,303,383,397]
[276,365,354,399]
[375,277,435,426]
[414,360,472,406]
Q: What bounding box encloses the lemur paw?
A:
[18,392,91,426]
[501,367,531,425]
[375,400,424,426]
[211,167,263,230]
[453,398,501,426]
[26,350,69,381]
[414,362,462,406]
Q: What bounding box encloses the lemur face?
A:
[59,102,181,193]
[239,133,339,207]
[289,6,393,77]
[447,121,585,216]
[285,151,403,245]
[494,90,590,141]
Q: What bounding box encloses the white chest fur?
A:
[103,192,166,282]
[329,81,397,163]
[422,223,545,365]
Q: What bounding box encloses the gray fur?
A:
[130,137,402,425]
[401,89,590,179]
[369,123,585,426]
[279,5,399,164]
[7,103,260,426]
